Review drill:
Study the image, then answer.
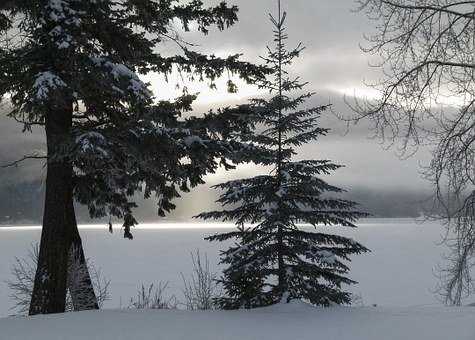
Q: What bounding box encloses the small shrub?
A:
[7,243,110,315]
[128,282,178,309]
[181,250,220,310]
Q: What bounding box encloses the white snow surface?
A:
[1,219,475,339]
[1,219,471,316]
[0,302,474,340]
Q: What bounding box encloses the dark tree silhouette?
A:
[0,0,266,314]
[199,0,369,309]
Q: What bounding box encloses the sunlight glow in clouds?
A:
[144,57,265,107]
[333,85,472,109]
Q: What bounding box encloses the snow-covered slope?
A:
[1,301,474,340]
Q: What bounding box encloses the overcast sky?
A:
[0,0,436,222]
[159,0,434,217]
[144,0,431,189]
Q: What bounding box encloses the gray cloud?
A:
[0,89,433,223]
[0,1,437,223]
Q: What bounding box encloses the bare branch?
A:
[1,154,47,168]
[350,0,475,304]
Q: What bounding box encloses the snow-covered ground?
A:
[1,219,474,339]
[0,218,455,316]
[1,301,474,340]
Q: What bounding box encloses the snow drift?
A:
[1,301,474,340]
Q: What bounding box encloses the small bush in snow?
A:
[181,250,220,310]
[128,282,178,310]
[7,243,110,315]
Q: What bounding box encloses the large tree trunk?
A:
[29,133,73,313]
[67,199,99,311]
[29,106,98,314]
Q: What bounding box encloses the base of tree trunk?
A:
[29,106,98,315]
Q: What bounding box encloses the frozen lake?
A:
[0,219,459,316]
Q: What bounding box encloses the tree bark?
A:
[67,199,99,311]
[29,105,98,314]
[29,117,73,314]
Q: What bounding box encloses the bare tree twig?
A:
[1,154,47,168]
[349,0,475,305]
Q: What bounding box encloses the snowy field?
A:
[1,218,474,340]
[1,302,475,340]
[0,218,463,316]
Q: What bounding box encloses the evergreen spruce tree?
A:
[213,225,269,309]
[199,0,369,308]
[0,1,266,314]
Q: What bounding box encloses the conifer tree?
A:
[199,0,369,308]
[0,0,266,314]
[213,225,268,309]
